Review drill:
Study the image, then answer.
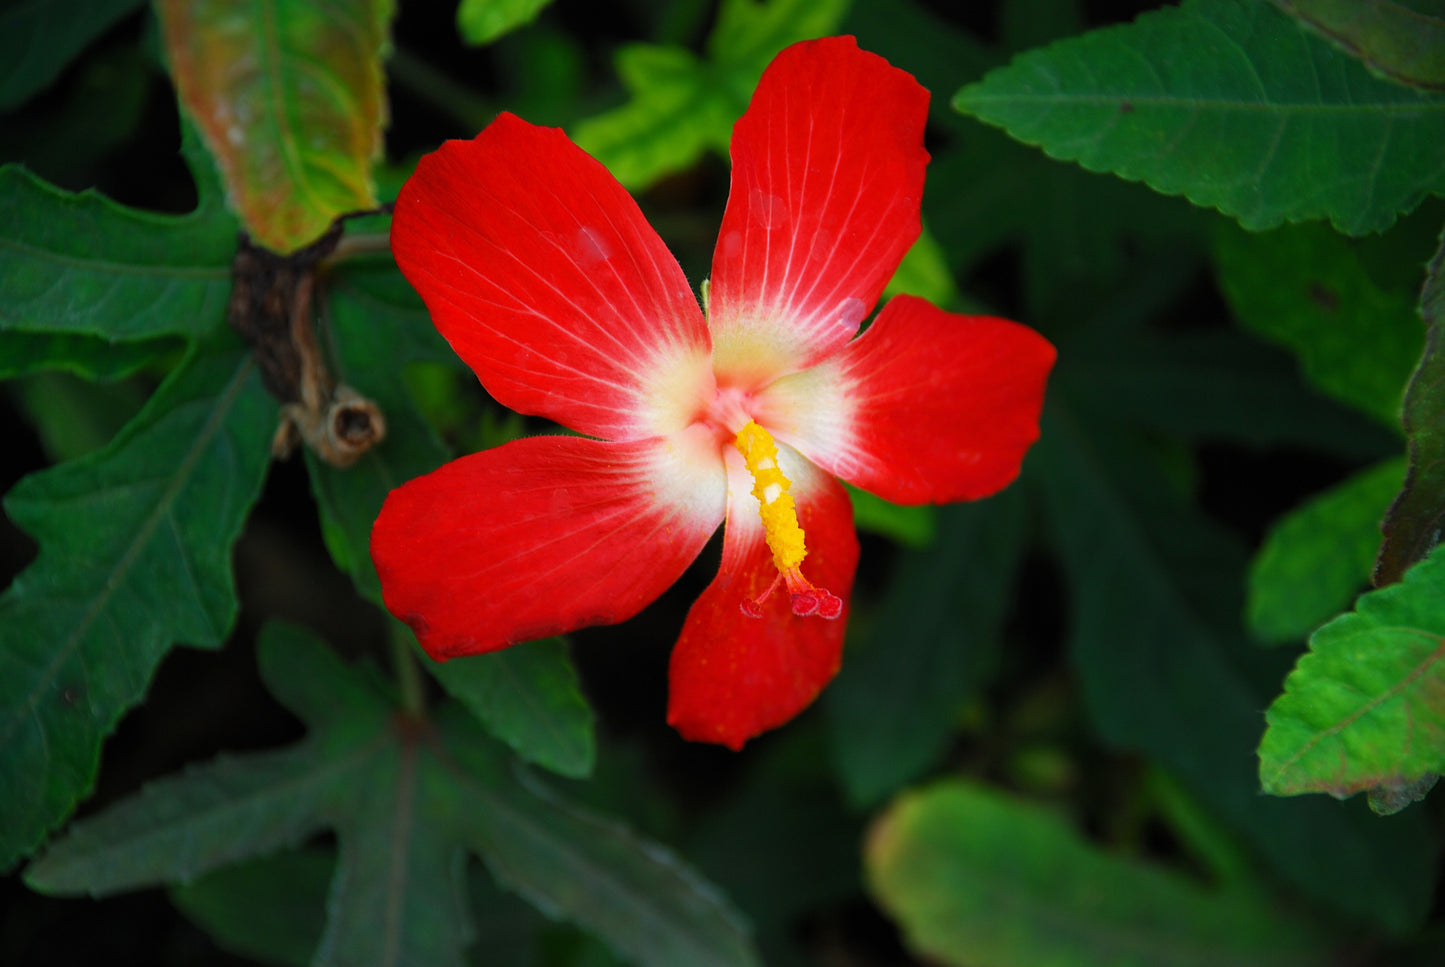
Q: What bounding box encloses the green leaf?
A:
[0,338,276,871]
[443,715,761,967]
[25,622,757,967]
[1273,0,1445,91]
[310,254,597,778]
[571,0,847,190]
[1037,401,1435,935]
[170,850,334,967]
[882,226,966,312]
[866,780,1330,967]
[828,494,1025,808]
[1260,545,1445,802]
[457,0,554,45]
[0,161,235,342]
[1248,457,1407,644]
[0,331,177,381]
[304,255,452,602]
[426,638,595,779]
[1378,223,1445,585]
[953,0,1445,235]
[1214,219,1424,425]
[12,371,152,463]
[0,0,146,110]
[845,483,935,549]
[155,0,395,252]
[172,851,550,967]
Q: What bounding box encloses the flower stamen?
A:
[733,421,842,620]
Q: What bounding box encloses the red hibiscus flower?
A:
[372,36,1055,750]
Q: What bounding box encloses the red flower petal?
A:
[372,432,727,659]
[391,113,714,442]
[667,448,859,750]
[707,36,929,382]
[765,295,1056,505]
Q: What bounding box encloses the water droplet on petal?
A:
[749,189,788,229]
[574,226,613,265]
[834,297,866,332]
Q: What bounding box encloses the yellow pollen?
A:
[733,421,806,573]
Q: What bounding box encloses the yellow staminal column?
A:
[732,421,842,619]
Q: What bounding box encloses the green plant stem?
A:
[391,629,427,717]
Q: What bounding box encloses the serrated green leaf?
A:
[1214,220,1424,425]
[0,0,146,110]
[22,744,336,894]
[1038,401,1435,935]
[0,339,276,871]
[457,0,554,45]
[1260,545,1445,801]
[1248,457,1407,644]
[0,162,235,341]
[170,850,334,967]
[156,0,395,253]
[1378,223,1445,585]
[27,623,755,967]
[866,780,1330,967]
[827,494,1024,808]
[1273,0,1445,91]
[443,713,761,967]
[953,0,1445,235]
[426,638,595,779]
[571,0,847,190]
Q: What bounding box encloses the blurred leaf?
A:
[0,331,176,381]
[1378,224,1445,585]
[954,0,1445,235]
[688,726,861,966]
[425,638,596,779]
[842,0,996,127]
[925,123,1202,317]
[12,371,152,462]
[828,493,1025,808]
[1248,457,1407,644]
[1058,271,1396,460]
[0,145,235,342]
[1260,545,1445,803]
[1038,401,1436,935]
[156,0,395,253]
[0,338,275,871]
[0,0,145,110]
[1273,0,1445,91]
[457,0,554,45]
[882,225,965,311]
[845,483,935,549]
[866,780,1330,967]
[571,0,847,190]
[170,850,334,967]
[0,41,154,186]
[28,624,754,966]
[1214,220,1423,426]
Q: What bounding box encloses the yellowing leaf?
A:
[157,0,395,253]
